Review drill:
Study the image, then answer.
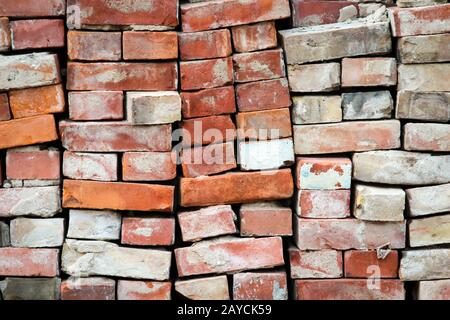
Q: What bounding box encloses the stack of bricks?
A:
[0,0,66,300]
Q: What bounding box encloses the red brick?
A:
[181,115,236,147]
[175,236,284,277]
[296,190,351,218]
[117,280,171,300]
[67,62,178,91]
[342,58,397,87]
[296,157,352,190]
[181,142,237,178]
[178,205,237,242]
[180,169,294,207]
[6,148,60,180]
[68,91,123,121]
[61,278,115,300]
[181,86,236,118]
[9,84,65,119]
[0,115,58,150]
[63,180,174,212]
[67,0,178,29]
[67,31,122,61]
[121,217,175,246]
[59,121,172,152]
[0,248,59,277]
[231,21,277,53]
[344,250,399,278]
[0,93,11,121]
[0,17,10,52]
[233,272,288,300]
[123,31,178,60]
[179,29,232,60]
[63,152,118,182]
[181,0,291,32]
[180,57,233,90]
[236,78,291,112]
[236,108,292,140]
[240,202,292,237]
[295,279,405,300]
[233,49,285,83]
[123,152,177,181]
[389,4,450,37]
[289,248,343,279]
[291,0,358,27]
[295,218,406,250]
[10,19,64,50]
[0,0,65,17]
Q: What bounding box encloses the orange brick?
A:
[240,202,292,237]
[67,31,122,61]
[10,19,64,50]
[236,108,292,140]
[6,148,60,180]
[0,248,59,277]
[344,250,399,278]
[231,21,277,53]
[63,180,174,212]
[180,57,233,90]
[121,217,175,246]
[9,84,65,119]
[123,31,178,60]
[123,152,177,181]
[0,93,10,121]
[179,29,232,60]
[181,115,236,147]
[117,280,171,300]
[181,86,236,118]
[0,0,65,17]
[233,49,285,83]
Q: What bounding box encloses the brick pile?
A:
[0,0,449,300]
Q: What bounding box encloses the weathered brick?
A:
[179,29,232,60]
[388,4,450,37]
[353,151,450,185]
[0,53,60,90]
[294,120,401,154]
[237,108,292,141]
[67,210,121,241]
[123,152,177,181]
[233,272,288,300]
[416,280,450,300]
[398,63,450,92]
[397,0,447,7]
[175,276,229,300]
[295,190,351,218]
[354,185,405,222]
[291,1,358,27]
[0,277,60,300]
[180,169,294,207]
[0,186,61,218]
[292,96,342,124]
[175,236,284,277]
[63,180,174,212]
[236,78,291,112]
[231,21,277,53]
[342,91,393,120]
[10,19,64,50]
[240,202,292,237]
[181,86,236,118]
[61,277,115,300]
[294,218,406,250]
[63,152,118,181]
[289,248,343,279]
[121,217,175,246]
[6,147,60,181]
[0,0,65,17]
[117,280,171,300]
[180,115,236,147]
[62,240,171,280]
[178,205,237,242]
[344,250,399,278]
[238,138,295,171]
[0,93,10,121]
[69,91,124,120]
[126,92,181,125]
[0,17,10,52]
[0,248,59,277]
[0,221,10,247]
[181,0,291,32]
[123,31,178,60]
[295,279,405,300]
[288,63,340,92]
[67,31,122,61]
[180,57,233,90]
[296,157,352,190]
[280,21,391,64]
[396,91,450,122]
[406,183,450,217]
[60,121,172,152]
[233,49,285,83]
[341,58,397,87]
[404,123,450,152]
[66,0,178,29]
[398,34,450,63]
[10,218,64,248]
[67,62,178,91]
[181,142,237,178]
[409,215,450,247]
[400,249,450,281]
